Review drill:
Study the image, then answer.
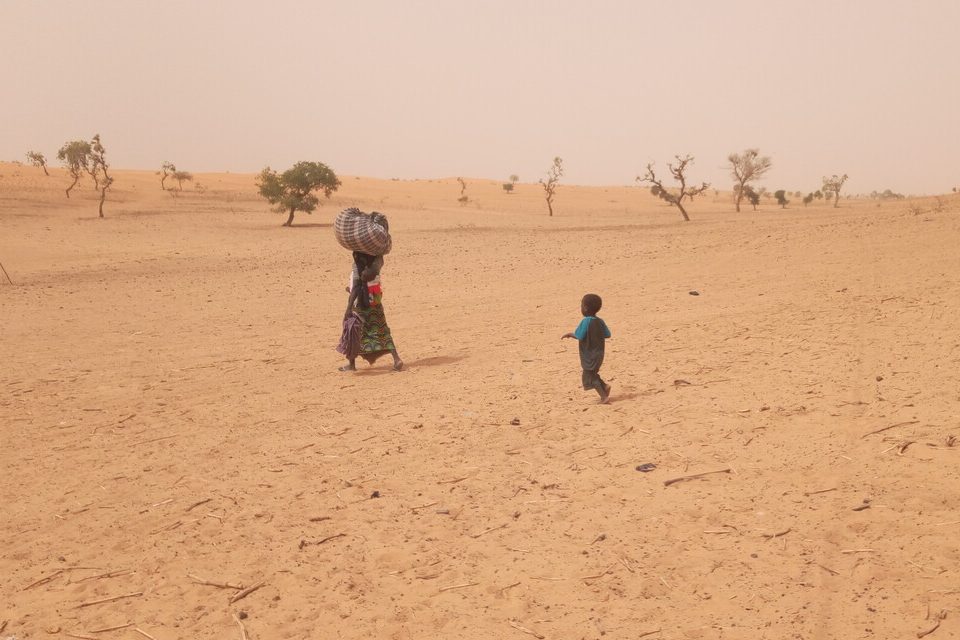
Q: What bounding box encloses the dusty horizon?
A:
[3,1,959,195]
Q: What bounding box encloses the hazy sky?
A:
[3,0,958,194]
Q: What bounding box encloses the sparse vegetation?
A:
[26,151,49,176]
[637,154,709,222]
[774,189,789,209]
[158,161,176,190]
[539,157,563,216]
[457,177,469,205]
[822,174,849,208]
[256,161,341,227]
[744,186,760,210]
[57,140,92,198]
[728,149,772,212]
[803,193,814,207]
[502,174,519,193]
[172,170,194,191]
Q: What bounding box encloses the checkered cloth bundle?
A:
[334,208,392,255]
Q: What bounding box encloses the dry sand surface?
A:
[2,163,960,640]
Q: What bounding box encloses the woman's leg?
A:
[390,348,403,371]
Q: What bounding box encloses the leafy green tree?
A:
[87,134,113,218]
[172,170,193,191]
[774,189,789,208]
[539,157,563,216]
[57,140,92,198]
[256,161,341,226]
[158,161,176,190]
[728,148,772,212]
[822,174,849,207]
[637,154,709,221]
[26,151,49,176]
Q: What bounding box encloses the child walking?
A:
[562,293,612,403]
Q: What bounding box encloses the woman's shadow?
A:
[353,354,467,375]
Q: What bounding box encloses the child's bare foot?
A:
[598,384,611,404]
[338,363,356,372]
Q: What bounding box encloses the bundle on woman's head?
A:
[370,211,389,233]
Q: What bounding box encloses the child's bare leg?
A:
[598,382,611,404]
[391,348,403,371]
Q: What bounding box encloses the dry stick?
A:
[186,498,212,512]
[131,434,177,447]
[188,574,244,590]
[763,528,792,540]
[817,564,840,575]
[0,261,14,285]
[861,420,920,439]
[470,523,508,538]
[0,620,7,634]
[23,569,64,590]
[229,580,265,604]
[841,549,875,554]
[805,487,838,496]
[499,581,521,593]
[508,621,545,639]
[300,533,346,548]
[917,610,947,638]
[637,630,662,639]
[134,629,156,640]
[90,622,134,633]
[77,592,143,608]
[410,502,438,511]
[438,476,469,484]
[233,613,250,640]
[438,582,479,592]
[65,633,98,640]
[664,468,731,487]
[77,568,134,582]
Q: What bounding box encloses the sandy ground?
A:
[2,163,960,640]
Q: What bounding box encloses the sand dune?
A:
[2,163,959,639]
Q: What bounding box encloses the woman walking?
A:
[338,251,403,372]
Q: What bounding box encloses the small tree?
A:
[457,177,469,205]
[637,154,709,222]
[158,161,176,190]
[57,140,91,198]
[256,161,341,227]
[822,174,848,208]
[87,134,113,218]
[813,190,823,200]
[26,151,49,176]
[774,189,789,209]
[744,186,760,211]
[803,193,814,207]
[728,149,772,212]
[502,174,519,193]
[171,170,193,191]
[539,157,563,216]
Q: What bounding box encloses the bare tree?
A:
[728,149,772,212]
[57,140,91,198]
[158,161,176,190]
[457,177,468,205]
[87,134,113,218]
[538,157,563,216]
[26,151,49,176]
[822,174,849,208]
[636,154,709,221]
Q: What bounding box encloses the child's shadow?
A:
[609,391,642,403]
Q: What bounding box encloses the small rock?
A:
[238,611,248,620]
[370,490,381,499]
[689,290,700,296]
[875,375,883,382]
[510,418,521,426]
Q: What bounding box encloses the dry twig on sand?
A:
[470,523,508,538]
[917,610,947,638]
[186,498,212,512]
[77,568,133,582]
[229,580,265,604]
[762,528,792,540]
[188,574,244,590]
[861,420,919,439]
[133,629,157,640]
[77,592,143,608]
[233,613,250,640]
[299,533,346,548]
[664,468,731,487]
[89,622,134,633]
[508,621,545,639]
[438,582,478,592]
[23,569,64,590]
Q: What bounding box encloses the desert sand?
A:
[2,163,959,639]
